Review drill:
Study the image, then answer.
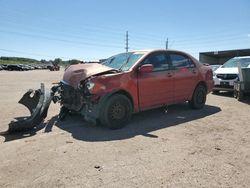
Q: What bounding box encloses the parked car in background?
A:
[7,64,24,71]
[210,64,221,72]
[213,56,250,93]
[18,64,29,71]
[210,64,221,78]
[0,65,3,71]
[1,64,8,70]
[47,64,60,71]
[34,65,42,69]
[25,65,35,70]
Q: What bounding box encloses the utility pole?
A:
[166,38,168,49]
[125,31,129,52]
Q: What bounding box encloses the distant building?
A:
[199,48,250,65]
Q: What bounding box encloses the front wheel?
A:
[189,85,207,109]
[100,94,132,129]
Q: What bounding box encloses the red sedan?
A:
[60,49,214,129]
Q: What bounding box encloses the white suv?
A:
[213,56,250,93]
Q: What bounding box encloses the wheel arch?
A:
[189,81,207,100]
[110,90,134,110]
[196,81,207,92]
[100,89,134,111]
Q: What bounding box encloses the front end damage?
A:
[59,80,102,124]
[8,63,114,132]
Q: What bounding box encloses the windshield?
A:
[102,52,144,71]
[223,57,250,68]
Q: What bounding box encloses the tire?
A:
[100,94,132,129]
[237,91,244,101]
[233,90,238,98]
[189,85,207,109]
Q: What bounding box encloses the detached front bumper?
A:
[8,83,53,132]
[7,81,104,132]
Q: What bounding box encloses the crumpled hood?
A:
[62,63,114,88]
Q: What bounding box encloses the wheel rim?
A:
[109,102,126,120]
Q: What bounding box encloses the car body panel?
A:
[62,63,114,89]
[172,67,198,102]
[137,69,174,110]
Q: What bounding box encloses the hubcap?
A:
[110,102,126,120]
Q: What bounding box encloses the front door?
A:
[137,52,174,110]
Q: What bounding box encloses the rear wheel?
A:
[189,85,207,109]
[236,91,244,101]
[100,94,132,129]
[233,90,238,98]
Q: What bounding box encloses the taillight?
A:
[206,70,213,80]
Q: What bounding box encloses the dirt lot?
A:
[0,70,249,187]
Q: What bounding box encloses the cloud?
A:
[248,34,250,38]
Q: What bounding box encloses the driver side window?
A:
[169,53,195,69]
[141,52,170,71]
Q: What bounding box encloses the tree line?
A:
[0,57,96,65]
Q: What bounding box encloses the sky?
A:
[0,0,249,61]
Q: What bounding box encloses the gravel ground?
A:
[0,70,249,188]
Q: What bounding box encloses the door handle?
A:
[167,73,172,77]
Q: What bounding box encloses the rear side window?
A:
[141,52,170,71]
[169,53,195,69]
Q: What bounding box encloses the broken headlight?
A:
[84,80,106,95]
[86,81,95,93]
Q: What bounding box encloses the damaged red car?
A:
[9,49,214,131]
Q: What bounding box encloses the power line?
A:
[1,6,249,46]
[0,29,124,49]
[1,14,247,48]
[0,48,70,59]
[125,31,129,52]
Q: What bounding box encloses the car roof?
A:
[131,49,187,53]
[130,49,196,59]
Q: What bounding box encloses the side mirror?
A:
[139,64,153,73]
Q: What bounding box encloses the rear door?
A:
[137,51,174,110]
[168,52,198,102]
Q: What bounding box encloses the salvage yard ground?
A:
[0,70,250,187]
